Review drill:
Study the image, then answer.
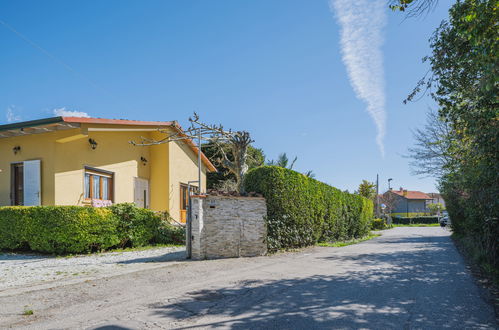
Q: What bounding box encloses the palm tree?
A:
[304,170,316,178]
[267,153,297,169]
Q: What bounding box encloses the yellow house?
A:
[0,116,216,223]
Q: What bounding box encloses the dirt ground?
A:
[0,227,496,329]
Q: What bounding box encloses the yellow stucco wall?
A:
[0,124,208,217]
[149,130,169,212]
[53,129,150,206]
[167,138,207,221]
[0,129,62,206]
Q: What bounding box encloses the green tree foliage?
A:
[356,180,377,201]
[267,153,297,169]
[427,202,445,215]
[244,166,373,251]
[267,153,316,178]
[406,0,498,267]
[389,0,439,15]
[203,142,265,190]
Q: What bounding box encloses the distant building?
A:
[386,188,432,217]
[426,192,445,208]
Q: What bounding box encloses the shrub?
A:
[392,216,439,225]
[244,166,373,251]
[0,206,120,254]
[371,218,388,230]
[153,222,185,245]
[0,206,31,250]
[108,203,162,248]
[0,204,182,254]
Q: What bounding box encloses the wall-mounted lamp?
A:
[13,146,21,154]
[140,156,148,166]
[88,138,98,150]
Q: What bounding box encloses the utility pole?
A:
[376,174,380,218]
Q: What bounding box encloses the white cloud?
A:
[6,106,21,123]
[331,0,387,156]
[53,107,90,118]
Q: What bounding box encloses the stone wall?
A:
[190,195,267,260]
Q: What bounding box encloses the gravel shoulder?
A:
[0,246,185,296]
[0,227,496,329]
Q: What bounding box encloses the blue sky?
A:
[0,0,452,193]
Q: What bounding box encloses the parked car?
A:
[439,212,451,227]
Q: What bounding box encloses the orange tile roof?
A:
[391,190,432,200]
[0,116,216,172]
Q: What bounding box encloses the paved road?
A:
[0,227,496,329]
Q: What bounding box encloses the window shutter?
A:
[23,160,41,206]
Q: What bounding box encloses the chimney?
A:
[403,189,408,197]
[399,187,403,191]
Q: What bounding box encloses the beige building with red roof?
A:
[0,116,216,223]
[385,188,432,217]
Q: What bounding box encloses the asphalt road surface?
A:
[0,227,496,329]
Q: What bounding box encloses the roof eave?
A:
[0,117,64,132]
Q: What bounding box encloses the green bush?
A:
[0,204,183,254]
[371,218,388,230]
[392,216,439,225]
[0,206,31,250]
[153,218,186,245]
[244,166,373,251]
[0,206,120,254]
[108,203,162,248]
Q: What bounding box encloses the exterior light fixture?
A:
[88,138,98,150]
[140,156,148,166]
[13,146,21,154]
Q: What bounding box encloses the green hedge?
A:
[244,166,373,251]
[392,216,439,225]
[0,204,183,254]
[371,218,389,230]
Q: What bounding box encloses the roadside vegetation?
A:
[400,0,498,277]
[244,166,373,252]
[393,224,440,227]
[0,203,184,255]
[317,234,380,248]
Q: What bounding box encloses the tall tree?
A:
[406,110,454,177]
[267,153,297,170]
[204,143,265,191]
[356,180,377,201]
[405,0,498,267]
[131,113,255,194]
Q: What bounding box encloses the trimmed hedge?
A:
[371,218,389,230]
[0,204,183,254]
[244,166,373,251]
[392,216,439,225]
[0,206,120,254]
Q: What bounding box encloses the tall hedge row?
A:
[244,166,373,251]
[0,204,184,254]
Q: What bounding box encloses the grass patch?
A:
[317,233,380,247]
[392,223,440,227]
[22,309,34,316]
